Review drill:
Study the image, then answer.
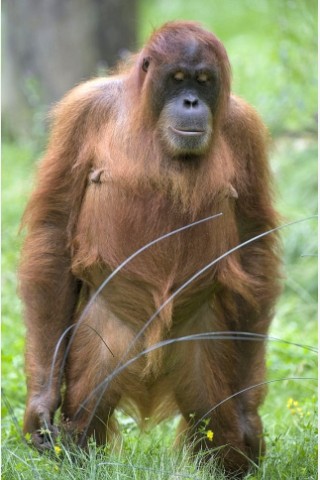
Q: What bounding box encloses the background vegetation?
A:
[2,0,317,478]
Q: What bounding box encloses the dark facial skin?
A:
[142,45,220,157]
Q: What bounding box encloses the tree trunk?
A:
[2,0,137,141]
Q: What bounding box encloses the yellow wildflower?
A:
[287,398,294,408]
[206,430,214,442]
[287,398,303,416]
[54,445,62,455]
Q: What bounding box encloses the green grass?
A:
[1,0,317,478]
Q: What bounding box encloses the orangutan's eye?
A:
[173,71,185,82]
[197,73,209,84]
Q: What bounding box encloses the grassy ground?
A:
[1,1,317,478]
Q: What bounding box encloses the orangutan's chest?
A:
[74,174,236,292]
